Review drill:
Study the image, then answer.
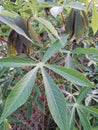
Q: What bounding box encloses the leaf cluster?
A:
[0,0,98,130]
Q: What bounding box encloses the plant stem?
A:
[0,36,10,45]
[86,0,94,14]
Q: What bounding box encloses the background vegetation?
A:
[0,0,98,130]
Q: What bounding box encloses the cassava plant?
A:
[0,0,98,130]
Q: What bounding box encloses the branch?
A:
[86,0,94,14]
[0,36,10,45]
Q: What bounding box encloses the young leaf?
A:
[46,64,93,87]
[77,87,91,103]
[77,108,91,130]
[72,48,98,55]
[0,58,36,67]
[0,15,32,42]
[42,36,67,62]
[0,67,38,124]
[41,68,67,130]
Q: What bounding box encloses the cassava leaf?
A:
[77,108,91,130]
[42,36,68,62]
[0,15,32,42]
[77,87,91,103]
[68,107,75,130]
[66,1,85,11]
[35,17,60,39]
[0,58,36,67]
[0,67,38,124]
[28,22,41,43]
[72,48,98,55]
[81,105,98,117]
[74,10,84,41]
[65,52,74,68]
[41,68,67,130]
[45,64,93,87]
[91,4,98,34]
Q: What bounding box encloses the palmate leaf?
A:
[0,15,32,42]
[41,68,67,130]
[0,58,36,67]
[0,67,38,124]
[45,64,93,87]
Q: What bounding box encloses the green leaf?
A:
[72,48,98,55]
[8,117,23,125]
[77,87,91,103]
[0,67,38,124]
[91,4,98,34]
[44,27,56,42]
[66,1,85,11]
[68,107,75,130]
[81,105,98,117]
[42,40,62,62]
[41,68,66,130]
[0,10,16,19]
[65,52,74,68]
[0,58,36,67]
[74,10,84,41]
[91,126,98,130]
[0,68,7,78]
[73,127,78,130]
[0,15,32,42]
[46,64,93,87]
[42,37,67,62]
[36,99,45,114]
[77,108,91,130]
[35,17,60,39]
